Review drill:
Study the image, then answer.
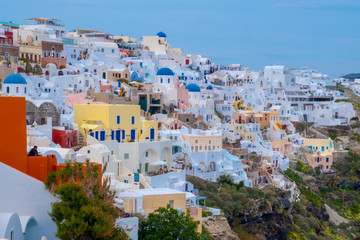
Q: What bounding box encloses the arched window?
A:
[6,87,9,93]
[168,78,170,83]
[161,78,163,83]
[24,87,27,94]
[16,87,19,93]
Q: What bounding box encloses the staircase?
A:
[72,132,85,151]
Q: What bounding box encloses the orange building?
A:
[0,96,102,182]
[0,96,28,173]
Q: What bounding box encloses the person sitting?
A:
[28,146,41,156]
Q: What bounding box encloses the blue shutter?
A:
[131,129,136,140]
[95,131,99,140]
[116,130,121,143]
[90,132,94,137]
[122,130,125,140]
[117,115,120,124]
[131,116,135,125]
[111,130,114,140]
[150,128,155,141]
[100,131,106,141]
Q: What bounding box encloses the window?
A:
[195,140,198,144]
[168,78,170,83]
[6,87,9,93]
[117,115,120,124]
[124,153,129,159]
[145,151,148,157]
[131,116,135,125]
[169,200,174,208]
[88,150,90,154]
[326,158,329,162]
[16,87,19,93]
[24,87,26,94]
[161,78,163,83]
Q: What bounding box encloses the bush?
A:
[217,174,233,185]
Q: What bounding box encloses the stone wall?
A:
[26,100,60,126]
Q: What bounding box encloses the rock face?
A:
[203,216,239,240]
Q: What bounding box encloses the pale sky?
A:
[1,0,359,77]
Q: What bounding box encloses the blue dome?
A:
[186,83,201,92]
[157,68,174,76]
[157,32,167,38]
[3,74,27,84]
[206,85,213,90]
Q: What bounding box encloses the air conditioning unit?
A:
[169,176,178,183]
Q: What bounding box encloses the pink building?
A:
[177,83,189,110]
[99,80,113,93]
[66,93,96,107]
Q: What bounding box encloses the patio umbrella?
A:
[150,160,166,166]
[27,128,45,148]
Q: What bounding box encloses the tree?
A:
[217,174,233,185]
[295,122,306,136]
[139,204,201,240]
[46,160,129,240]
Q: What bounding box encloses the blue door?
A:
[122,130,126,140]
[90,132,94,137]
[134,173,139,182]
[150,128,155,141]
[111,130,114,140]
[131,129,136,140]
[95,131,99,140]
[100,131,106,141]
[116,130,121,143]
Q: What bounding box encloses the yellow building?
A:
[304,138,335,153]
[227,123,256,141]
[74,104,158,144]
[304,138,335,172]
[122,188,202,233]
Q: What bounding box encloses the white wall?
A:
[0,162,58,239]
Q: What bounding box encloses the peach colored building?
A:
[227,123,256,141]
[99,80,113,93]
[233,109,281,130]
[104,68,131,82]
[270,139,292,155]
[182,130,222,152]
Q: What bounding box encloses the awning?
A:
[186,192,196,200]
[116,191,143,199]
[0,35,7,38]
[150,160,166,166]
[27,128,45,137]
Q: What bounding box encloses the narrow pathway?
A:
[325,204,349,226]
